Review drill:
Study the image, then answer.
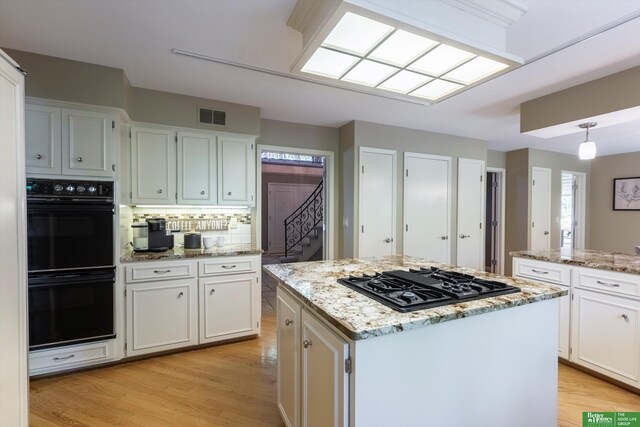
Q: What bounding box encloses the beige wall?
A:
[257,119,338,152]
[6,48,127,109]
[339,121,355,259]
[487,150,506,169]
[129,87,260,136]
[589,151,640,255]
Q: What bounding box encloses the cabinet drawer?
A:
[29,340,115,375]
[576,268,640,297]
[513,258,570,286]
[126,261,196,283]
[199,257,257,276]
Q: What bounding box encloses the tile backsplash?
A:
[121,206,252,252]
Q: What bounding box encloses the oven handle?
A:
[28,271,115,287]
[28,203,114,213]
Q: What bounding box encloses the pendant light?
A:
[578,122,597,160]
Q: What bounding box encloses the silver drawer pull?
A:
[622,314,629,320]
[285,319,294,326]
[531,269,549,274]
[596,280,620,287]
[53,354,75,361]
[153,270,171,274]
[303,340,312,349]
[221,265,236,269]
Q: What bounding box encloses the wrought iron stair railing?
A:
[284,180,323,257]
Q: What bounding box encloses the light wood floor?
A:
[30,310,640,426]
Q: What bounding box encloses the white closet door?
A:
[358,147,396,258]
[531,167,552,251]
[457,158,485,269]
[404,153,451,263]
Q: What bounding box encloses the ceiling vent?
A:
[198,107,226,126]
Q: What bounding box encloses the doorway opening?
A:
[561,171,586,249]
[485,168,505,274]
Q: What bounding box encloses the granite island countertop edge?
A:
[264,256,566,341]
[510,249,640,275]
[121,246,263,263]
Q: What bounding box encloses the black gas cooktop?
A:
[338,267,520,312]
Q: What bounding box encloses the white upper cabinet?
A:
[25,104,61,174]
[456,158,485,270]
[130,126,176,204]
[217,136,255,206]
[177,131,217,205]
[62,108,115,177]
[403,153,451,264]
[25,103,115,177]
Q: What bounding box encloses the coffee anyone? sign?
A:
[167,219,229,231]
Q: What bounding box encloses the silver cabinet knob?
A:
[441,235,448,240]
[210,289,215,295]
[543,231,549,235]
[178,292,184,298]
[157,189,163,194]
[201,190,205,195]
[383,238,394,243]
[622,314,629,320]
[285,319,294,326]
[459,234,470,239]
[76,156,83,162]
[303,339,312,348]
[35,154,42,159]
[227,191,232,196]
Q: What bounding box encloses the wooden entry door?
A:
[268,183,317,255]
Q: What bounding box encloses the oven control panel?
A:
[27,178,113,198]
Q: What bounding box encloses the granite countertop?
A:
[120,245,262,263]
[263,255,566,341]
[510,248,640,275]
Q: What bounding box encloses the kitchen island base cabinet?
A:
[126,278,198,357]
[276,287,558,427]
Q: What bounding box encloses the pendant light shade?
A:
[578,122,597,160]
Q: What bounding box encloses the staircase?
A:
[279,181,323,264]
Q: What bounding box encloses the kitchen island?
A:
[265,256,565,427]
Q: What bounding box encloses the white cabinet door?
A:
[277,289,301,427]
[62,108,115,177]
[131,126,176,204]
[199,273,259,343]
[217,136,255,205]
[358,147,396,258]
[126,278,197,357]
[404,153,451,264]
[571,289,640,386]
[177,131,217,204]
[457,158,485,269]
[558,286,570,359]
[301,310,349,427]
[531,167,551,251]
[25,104,61,174]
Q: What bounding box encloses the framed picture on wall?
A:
[613,177,640,210]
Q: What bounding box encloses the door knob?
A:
[441,235,448,240]
[35,154,42,159]
[285,319,294,326]
[76,157,83,162]
[459,234,470,239]
[303,340,312,348]
[543,231,549,235]
[383,238,394,243]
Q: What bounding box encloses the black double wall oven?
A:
[27,178,116,350]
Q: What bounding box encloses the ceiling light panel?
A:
[322,12,394,56]
[408,44,476,76]
[443,56,508,84]
[411,79,463,100]
[378,70,432,94]
[368,30,438,67]
[342,60,399,87]
[301,47,359,79]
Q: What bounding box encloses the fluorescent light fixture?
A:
[368,30,437,67]
[408,44,475,76]
[342,59,399,87]
[411,79,463,100]
[378,70,432,93]
[322,12,393,56]
[301,47,359,79]
[443,56,508,84]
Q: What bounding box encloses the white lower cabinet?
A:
[199,273,259,343]
[277,288,349,427]
[29,340,117,376]
[126,278,198,357]
[571,288,640,387]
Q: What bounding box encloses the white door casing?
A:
[457,158,485,269]
[358,147,396,258]
[403,153,451,264]
[531,167,552,251]
[0,48,28,427]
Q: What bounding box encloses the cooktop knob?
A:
[87,186,97,193]
[76,185,86,193]
[65,185,75,193]
[53,184,64,193]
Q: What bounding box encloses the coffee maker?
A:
[131,218,174,252]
